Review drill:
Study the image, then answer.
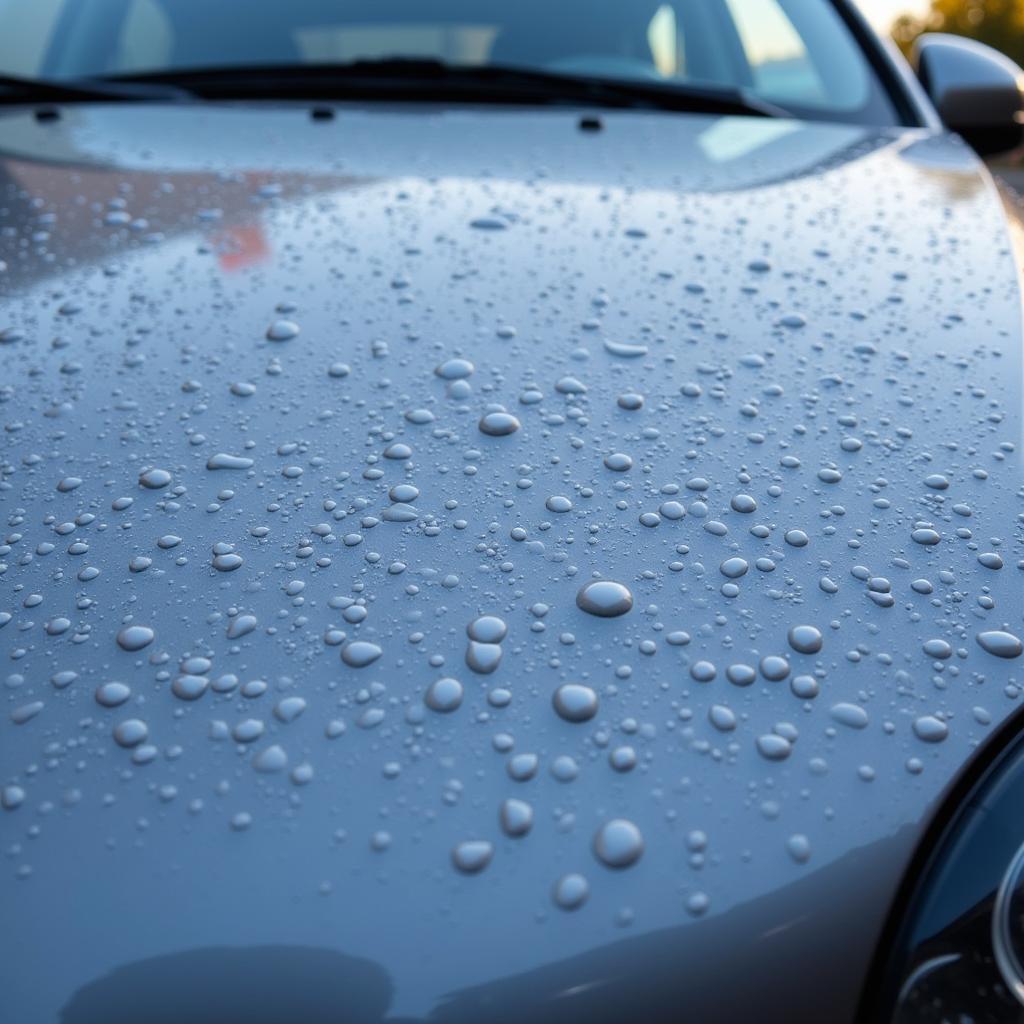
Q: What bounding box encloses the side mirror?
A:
[914,33,1024,155]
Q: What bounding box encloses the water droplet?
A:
[553,873,590,910]
[469,216,508,231]
[2,785,25,810]
[95,682,131,707]
[138,468,171,490]
[116,625,155,651]
[720,557,749,579]
[479,411,521,436]
[609,746,638,772]
[112,719,148,748]
[830,703,869,729]
[467,615,508,644]
[232,719,265,743]
[266,319,299,341]
[171,675,208,701]
[576,580,633,618]
[977,631,1022,659]
[726,663,756,687]
[923,638,952,660]
[435,358,474,380]
[253,744,288,772]
[227,614,258,639]
[759,655,790,681]
[507,752,539,782]
[207,453,254,470]
[593,819,644,869]
[788,625,823,654]
[452,840,494,874]
[756,734,792,761]
[603,339,647,358]
[425,677,464,713]
[709,705,737,731]
[604,452,633,472]
[791,675,819,699]
[341,641,382,668]
[691,661,717,683]
[552,683,599,723]
[787,834,812,863]
[500,798,534,837]
[274,697,307,723]
[913,716,949,743]
[466,641,502,674]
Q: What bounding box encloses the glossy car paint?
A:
[0,98,1021,1023]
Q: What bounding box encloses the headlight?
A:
[868,721,1024,1021]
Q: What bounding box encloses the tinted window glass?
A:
[0,0,896,124]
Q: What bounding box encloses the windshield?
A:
[0,0,897,124]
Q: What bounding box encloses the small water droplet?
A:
[452,840,494,874]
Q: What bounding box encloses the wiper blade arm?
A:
[0,72,192,105]
[105,59,787,117]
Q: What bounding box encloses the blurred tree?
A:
[892,0,1024,66]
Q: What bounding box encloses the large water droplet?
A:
[913,715,949,743]
[977,630,1022,659]
[593,819,644,868]
[116,625,155,651]
[425,677,464,713]
[576,580,633,618]
[500,798,534,837]
[479,411,521,436]
[552,683,599,723]
[266,319,299,341]
[788,625,823,654]
[466,615,508,644]
[341,641,382,668]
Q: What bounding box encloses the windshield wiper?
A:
[0,71,191,105]
[103,58,787,118]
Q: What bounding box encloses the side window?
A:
[114,0,172,74]
[722,0,825,103]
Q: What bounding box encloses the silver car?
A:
[0,2,1021,1021]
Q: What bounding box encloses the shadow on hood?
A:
[59,829,914,1024]
[59,945,414,1024]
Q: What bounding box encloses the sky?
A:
[856,0,929,29]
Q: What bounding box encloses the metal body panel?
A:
[0,103,1021,1023]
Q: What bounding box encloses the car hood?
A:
[1,104,1021,1024]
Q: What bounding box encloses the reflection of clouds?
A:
[697,118,804,162]
[896,133,986,201]
[692,118,895,193]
